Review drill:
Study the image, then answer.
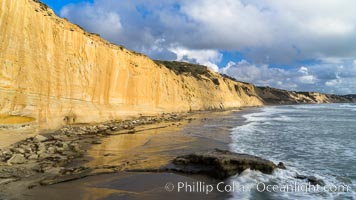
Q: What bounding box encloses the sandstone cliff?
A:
[0,0,264,129]
[0,0,353,130]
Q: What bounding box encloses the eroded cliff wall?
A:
[0,0,263,129]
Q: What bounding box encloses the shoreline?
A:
[1,103,352,199]
[0,109,245,199]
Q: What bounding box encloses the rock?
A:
[91,140,102,144]
[97,125,108,131]
[38,153,50,160]
[7,154,27,165]
[171,149,278,179]
[1,151,13,160]
[39,153,67,161]
[24,147,33,154]
[277,162,286,169]
[28,154,39,160]
[128,129,136,134]
[75,130,85,135]
[110,126,118,131]
[295,175,325,186]
[13,148,25,154]
[69,143,80,152]
[44,167,64,175]
[36,143,46,154]
[47,147,56,154]
[53,135,64,141]
[33,135,48,142]
[30,164,42,172]
[0,178,18,185]
[57,142,69,150]
[56,147,65,153]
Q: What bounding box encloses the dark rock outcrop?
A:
[170,149,281,179]
[295,174,325,186]
[277,162,286,169]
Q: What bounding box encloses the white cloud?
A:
[60,0,356,64]
[298,67,309,75]
[60,3,122,41]
[60,3,122,40]
[180,0,273,49]
[297,67,317,84]
[325,79,339,87]
[298,75,317,84]
[169,47,222,72]
[219,60,298,88]
[306,18,353,36]
[179,0,356,63]
[58,0,356,94]
[220,60,356,94]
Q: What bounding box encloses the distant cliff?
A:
[341,94,356,102]
[254,87,353,105]
[0,0,352,129]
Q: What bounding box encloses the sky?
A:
[42,0,356,94]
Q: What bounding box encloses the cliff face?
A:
[0,0,263,129]
[254,87,353,105]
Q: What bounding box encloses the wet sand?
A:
[25,172,233,200]
[2,109,254,200]
[21,110,250,200]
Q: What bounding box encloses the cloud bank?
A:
[59,0,356,94]
[220,60,356,94]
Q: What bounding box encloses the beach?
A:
[1,104,355,200]
[0,109,248,199]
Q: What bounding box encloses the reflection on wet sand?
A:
[27,172,231,200]
[24,110,242,200]
[86,122,196,170]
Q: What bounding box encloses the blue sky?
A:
[41,0,89,14]
[41,0,356,94]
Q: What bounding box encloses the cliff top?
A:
[30,0,146,57]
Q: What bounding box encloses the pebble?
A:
[33,135,48,143]
[7,154,27,165]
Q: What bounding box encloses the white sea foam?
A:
[229,104,356,200]
[228,169,269,200]
[290,104,330,110]
[229,164,355,200]
[249,107,297,122]
[339,104,356,108]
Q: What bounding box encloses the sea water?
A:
[229,103,356,200]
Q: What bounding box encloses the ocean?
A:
[18,104,355,200]
[229,103,356,200]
